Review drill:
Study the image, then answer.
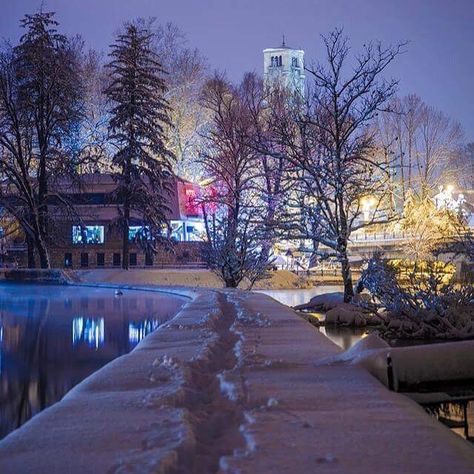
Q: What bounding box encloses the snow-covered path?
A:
[0,288,473,473]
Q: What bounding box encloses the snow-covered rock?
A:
[325,303,366,327]
[295,292,378,326]
[293,291,343,311]
[324,302,379,327]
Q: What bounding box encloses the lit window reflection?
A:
[128,320,160,345]
[72,318,105,349]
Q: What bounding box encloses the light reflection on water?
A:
[257,286,366,350]
[72,317,105,349]
[319,325,368,351]
[0,284,185,440]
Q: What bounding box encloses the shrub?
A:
[360,253,474,340]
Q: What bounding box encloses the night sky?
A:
[2,0,473,140]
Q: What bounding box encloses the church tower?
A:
[263,38,305,96]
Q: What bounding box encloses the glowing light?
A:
[72,318,105,349]
[361,196,377,212]
[128,320,161,345]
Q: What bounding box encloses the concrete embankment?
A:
[0,288,473,473]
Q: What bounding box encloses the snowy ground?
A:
[75,268,313,289]
[0,286,473,473]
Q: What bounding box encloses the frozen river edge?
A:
[0,286,473,473]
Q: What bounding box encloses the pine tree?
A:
[105,20,174,269]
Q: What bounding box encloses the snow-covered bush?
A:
[361,253,474,340]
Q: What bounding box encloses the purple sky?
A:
[2,0,474,140]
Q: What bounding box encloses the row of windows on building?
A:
[64,251,154,268]
[72,222,205,244]
[72,225,148,245]
[270,56,300,68]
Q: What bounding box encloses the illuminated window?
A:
[72,225,104,244]
[128,226,151,241]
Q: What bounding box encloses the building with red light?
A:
[1,173,206,268]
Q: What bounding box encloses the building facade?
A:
[1,174,207,269]
[263,40,305,95]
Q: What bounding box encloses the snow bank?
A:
[325,334,474,390]
[1,288,474,474]
[221,292,474,473]
[76,268,313,290]
[384,340,474,388]
[0,289,219,474]
[294,291,344,311]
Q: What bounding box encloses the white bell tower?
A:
[263,37,305,96]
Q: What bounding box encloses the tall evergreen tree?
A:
[105,20,174,269]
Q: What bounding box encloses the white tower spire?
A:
[263,40,305,96]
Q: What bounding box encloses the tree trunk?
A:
[26,234,36,268]
[340,250,354,303]
[35,234,50,269]
[225,277,238,288]
[122,200,130,270]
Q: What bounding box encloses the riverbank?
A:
[0,267,352,289]
[74,268,319,289]
[1,285,473,473]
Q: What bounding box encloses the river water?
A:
[0,283,186,440]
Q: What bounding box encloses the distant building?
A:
[1,173,206,269]
[263,39,305,95]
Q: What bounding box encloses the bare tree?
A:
[0,11,83,268]
[199,76,268,288]
[72,48,112,173]
[378,95,463,200]
[237,74,296,264]
[153,23,209,181]
[451,141,474,190]
[276,29,404,301]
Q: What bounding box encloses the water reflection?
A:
[0,284,185,440]
[423,400,474,441]
[258,286,341,308]
[128,320,161,346]
[258,286,367,350]
[72,318,105,349]
[319,326,368,351]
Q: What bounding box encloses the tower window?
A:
[292,57,299,67]
[278,55,282,67]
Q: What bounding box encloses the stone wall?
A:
[49,241,205,269]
